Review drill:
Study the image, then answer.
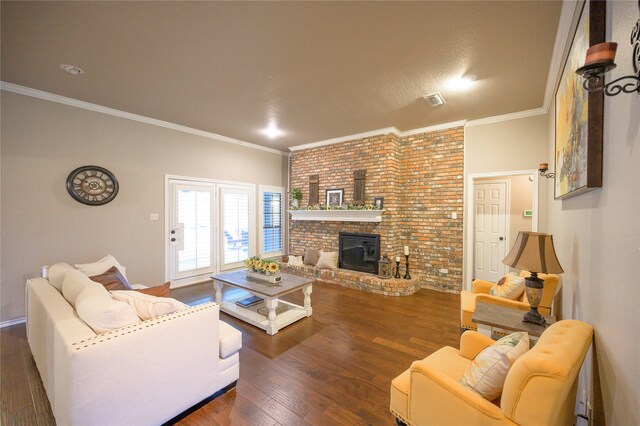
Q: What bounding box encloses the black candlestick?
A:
[403,255,411,279]
[394,260,401,278]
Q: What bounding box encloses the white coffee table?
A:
[211,270,313,335]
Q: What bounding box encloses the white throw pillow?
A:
[75,291,141,334]
[459,331,530,400]
[316,251,338,270]
[75,255,127,279]
[61,269,105,308]
[287,255,303,266]
[111,291,188,321]
[48,263,76,292]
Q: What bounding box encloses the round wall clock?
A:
[66,165,119,206]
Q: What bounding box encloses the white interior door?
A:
[169,180,216,287]
[474,182,508,282]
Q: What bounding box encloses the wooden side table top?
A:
[472,302,555,338]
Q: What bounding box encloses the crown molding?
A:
[1,81,289,156]
[399,120,467,137]
[288,120,468,152]
[465,107,547,128]
[288,127,398,152]
[541,0,581,114]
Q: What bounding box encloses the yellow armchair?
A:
[390,320,593,426]
[461,271,559,332]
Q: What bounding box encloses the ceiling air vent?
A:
[423,92,446,107]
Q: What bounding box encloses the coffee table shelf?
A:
[212,270,313,335]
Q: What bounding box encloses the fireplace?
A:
[338,232,380,274]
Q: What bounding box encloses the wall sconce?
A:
[538,163,555,179]
[575,18,640,96]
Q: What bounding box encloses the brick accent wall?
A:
[289,127,464,293]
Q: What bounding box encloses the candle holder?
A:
[395,259,401,278]
[403,255,411,279]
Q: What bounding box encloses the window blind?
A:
[262,191,282,254]
[222,191,250,265]
[177,188,211,273]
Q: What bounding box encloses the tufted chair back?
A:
[501,320,593,425]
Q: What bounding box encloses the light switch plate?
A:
[150,213,159,221]
[452,212,457,219]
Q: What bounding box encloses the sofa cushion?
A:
[460,331,529,400]
[303,249,320,266]
[62,269,106,308]
[89,266,132,291]
[316,251,338,270]
[219,320,242,359]
[111,290,188,321]
[76,255,128,279]
[390,368,410,421]
[489,273,525,300]
[48,263,76,292]
[76,291,141,334]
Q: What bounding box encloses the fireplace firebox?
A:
[338,232,380,274]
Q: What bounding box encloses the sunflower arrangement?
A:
[245,256,280,274]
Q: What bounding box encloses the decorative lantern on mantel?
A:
[378,253,392,279]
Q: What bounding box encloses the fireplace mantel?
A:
[290,209,385,223]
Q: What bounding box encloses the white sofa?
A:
[26,274,242,425]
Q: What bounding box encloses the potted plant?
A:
[244,256,282,283]
[291,188,302,208]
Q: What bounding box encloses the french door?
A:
[167,177,255,288]
[168,180,216,287]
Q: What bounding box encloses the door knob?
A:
[171,238,176,242]
[499,237,504,241]
[171,230,176,234]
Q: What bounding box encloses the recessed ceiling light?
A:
[59,64,85,75]
[261,121,284,139]
[423,92,446,107]
[447,75,476,91]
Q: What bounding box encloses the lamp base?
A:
[522,272,546,326]
[523,308,547,326]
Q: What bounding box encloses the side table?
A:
[472,302,555,341]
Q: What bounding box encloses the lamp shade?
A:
[502,232,564,274]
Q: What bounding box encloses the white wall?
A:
[463,114,549,286]
[546,1,639,423]
[0,91,288,322]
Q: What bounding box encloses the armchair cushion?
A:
[460,332,529,400]
[219,321,242,359]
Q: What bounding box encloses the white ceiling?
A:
[1,1,562,151]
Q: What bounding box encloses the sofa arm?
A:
[408,360,512,425]
[55,302,232,426]
[459,331,495,360]
[476,294,530,312]
[472,280,495,294]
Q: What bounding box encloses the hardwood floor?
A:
[1,281,460,425]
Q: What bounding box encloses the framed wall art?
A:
[325,188,344,207]
[554,0,605,199]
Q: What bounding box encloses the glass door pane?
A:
[220,187,252,269]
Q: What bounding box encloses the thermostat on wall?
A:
[523,210,533,218]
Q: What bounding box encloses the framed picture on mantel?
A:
[326,188,343,207]
[554,0,605,199]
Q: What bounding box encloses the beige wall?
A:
[463,114,549,286]
[545,1,640,423]
[0,91,288,322]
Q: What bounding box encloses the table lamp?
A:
[502,231,563,326]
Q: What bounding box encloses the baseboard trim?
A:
[1,317,26,328]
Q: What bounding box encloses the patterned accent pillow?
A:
[459,332,530,400]
[489,273,525,300]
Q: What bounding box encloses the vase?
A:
[292,199,299,208]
